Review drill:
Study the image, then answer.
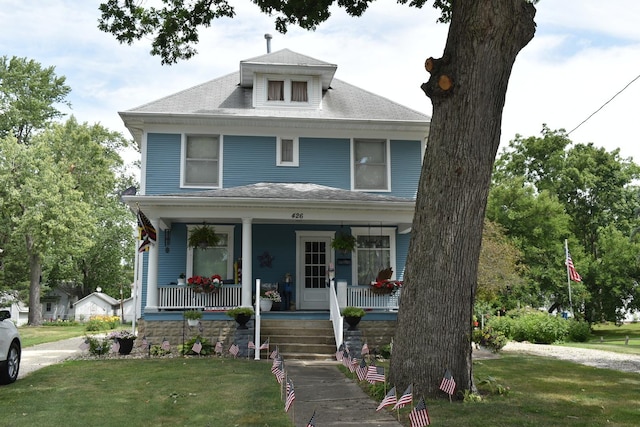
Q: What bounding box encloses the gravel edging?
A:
[502,341,640,374]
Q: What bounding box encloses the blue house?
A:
[120,49,429,355]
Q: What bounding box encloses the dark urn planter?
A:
[344,316,362,331]
[235,314,251,329]
[117,338,135,355]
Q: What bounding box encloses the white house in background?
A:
[6,301,28,326]
[74,292,120,320]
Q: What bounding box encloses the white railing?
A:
[347,286,401,310]
[158,285,242,309]
[329,280,344,350]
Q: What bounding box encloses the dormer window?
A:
[264,76,310,105]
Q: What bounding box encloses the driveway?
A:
[18,336,85,379]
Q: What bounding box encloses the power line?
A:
[567,72,640,135]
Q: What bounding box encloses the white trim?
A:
[180,134,223,189]
[295,230,335,310]
[185,224,235,280]
[276,136,299,167]
[351,138,391,192]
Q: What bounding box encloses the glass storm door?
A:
[298,236,331,310]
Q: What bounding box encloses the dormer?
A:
[239,49,337,110]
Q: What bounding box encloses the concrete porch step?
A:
[260,319,336,360]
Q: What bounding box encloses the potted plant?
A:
[184,310,203,326]
[341,306,366,330]
[226,307,254,329]
[108,330,138,355]
[331,231,357,253]
[260,290,281,312]
[177,273,186,286]
[188,224,219,249]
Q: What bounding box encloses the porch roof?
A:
[123,183,415,230]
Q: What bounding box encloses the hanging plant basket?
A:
[331,231,356,253]
[188,225,219,249]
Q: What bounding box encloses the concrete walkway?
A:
[18,336,85,379]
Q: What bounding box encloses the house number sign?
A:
[291,212,304,219]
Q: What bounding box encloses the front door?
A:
[297,233,332,310]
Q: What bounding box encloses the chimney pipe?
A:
[264,33,272,53]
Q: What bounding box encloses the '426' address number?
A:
[291,212,303,219]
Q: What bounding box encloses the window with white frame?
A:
[184,135,220,187]
[265,77,310,104]
[277,136,299,166]
[187,225,234,280]
[351,227,396,286]
[353,138,389,191]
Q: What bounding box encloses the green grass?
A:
[18,324,89,347]
[4,358,292,427]
[561,322,640,355]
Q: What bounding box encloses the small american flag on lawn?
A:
[393,383,413,409]
[229,343,239,357]
[79,338,89,350]
[348,357,359,373]
[306,410,316,427]
[356,359,368,381]
[111,340,120,353]
[361,342,369,355]
[367,365,385,384]
[270,346,279,359]
[376,386,397,411]
[248,341,255,349]
[272,359,285,384]
[439,369,456,396]
[192,339,202,354]
[409,396,431,427]
[141,336,148,348]
[214,341,223,354]
[161,338,170,351]
[284,378,295,412]
[259,338,270,350]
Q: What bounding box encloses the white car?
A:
[0,310,21,384]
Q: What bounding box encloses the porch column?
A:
[144,218,160,313]
[241,217,253,307]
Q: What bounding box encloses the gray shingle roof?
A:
[166,183,414,203]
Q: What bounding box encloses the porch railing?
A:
[158,285,242,309]
[346,286,401,310]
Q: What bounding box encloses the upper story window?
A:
[183,135,220,188]
[277,136,299,167]
[353,138,390,191]
[265,77,310,104]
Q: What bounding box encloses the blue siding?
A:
[223,136,351,188]
[390,140,421,199]
[146,133,182,195]
[396,232,410,280]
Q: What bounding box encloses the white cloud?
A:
[1,0,639,163]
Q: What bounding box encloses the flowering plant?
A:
[108,330,137,340]
[369,267,402,295]
[262,290,281,302]
[188,274,223,293]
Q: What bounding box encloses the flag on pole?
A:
[376,386,397,411]
[270,346,279,359]
[306,410,316,427]
[259,338,270,350]
[439,369,456,396]
[272,358,285,383]
[284,378,295,412]
[137,208,157,252]
[356,359,368,381]
[161,338,171,351]
[409,397,431,427]
[367,365,385,384]
[348,357,359,373]
[192,339,202,354]
[214,341,223,354]
[229,343,239,357]
[393,383,413,409]
[566,251,582,282]
[361,342,369,355]
[248,341,255,350]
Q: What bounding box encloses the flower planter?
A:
[187,319,199,327]
[260,299,273,312]
[117,338,135,355]
[344,316,362,331]
[234,314,251,329]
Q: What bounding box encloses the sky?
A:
[2,0,640,165]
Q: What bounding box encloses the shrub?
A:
[84,335,112,356]
[472,327,508,353]
[511,311,569,344]
[486,316,516,339]
[180,336,212,355]
[567,319,591,342]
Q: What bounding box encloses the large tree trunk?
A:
[390,0,535,399]
[27,236,43,326]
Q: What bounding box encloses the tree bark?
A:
[27,235,43,326]
[390,0,536,399]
